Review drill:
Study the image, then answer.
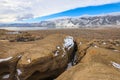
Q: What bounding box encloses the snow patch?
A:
[94,45,98,48]
[73,54,77,65]
[79,42,82,45]
[103,42,106,45]
[57,46,61,49]
[2,74,9,79]
[18,55,22,58]
[63,36,74,50]
[62,48,66,57]
[27,58,31,63]
[54,51,59,56]
[62,53,65,57]
[113,50,119,52]
[67,62,73,69]
[17,69,22,75]
[0,57,13,63]
[61,36,74,57]
[111,61,120,69]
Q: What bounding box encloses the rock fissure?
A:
[0,34,120,80]
[8,34,76,80]
[75,43,92,64]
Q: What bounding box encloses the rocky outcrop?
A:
[0,34,75,80]
[1,34,120,80]
[16,34,75,80]
[57,39,120,80]
[0,40,37,80]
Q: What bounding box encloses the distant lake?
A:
[0,27,48,31]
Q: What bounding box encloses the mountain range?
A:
[0,14,120,28]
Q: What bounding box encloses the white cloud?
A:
[0,0,120,23]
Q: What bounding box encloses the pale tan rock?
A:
[16,34,75,80]
[57,45,120,80]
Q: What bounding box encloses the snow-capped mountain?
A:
[45,14,120,28]
[0,14,120,28]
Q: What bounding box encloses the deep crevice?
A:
[71,41,78,66]
[6,39,82,80]
[75,43,92,64]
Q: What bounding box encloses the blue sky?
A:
[0,0,120,23]
[21,2,120,23]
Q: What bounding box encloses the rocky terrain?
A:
[0,34,75,80]
[0,28,120,80]
[0,14,120,28]
[57,39,120,80]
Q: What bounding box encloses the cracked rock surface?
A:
[57,39,120,80]
[0,33,120,80]
[0,34,75,80]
